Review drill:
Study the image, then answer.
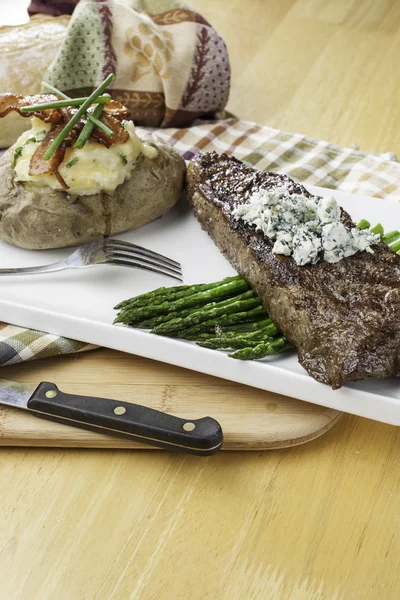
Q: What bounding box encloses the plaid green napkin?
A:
[1,117,400,365]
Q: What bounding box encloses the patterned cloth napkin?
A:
[2,117,400,366]
[42,0,230,127]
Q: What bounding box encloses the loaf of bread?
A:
[0,14,70,148]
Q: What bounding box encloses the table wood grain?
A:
[1,1,400,598]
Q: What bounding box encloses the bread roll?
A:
[0,14,70,148]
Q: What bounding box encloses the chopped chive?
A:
[66,157,79,168]
[12,146,23,168]
[122,119,129,128]
[382,230,400,245]
[25,130,47,144]
[119,153,128,165]
[35,129,47,140]
[20,94,111,113]
[357,219,370,230]
[43,73,115,160]
[370,223,384,238]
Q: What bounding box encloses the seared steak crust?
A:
[186,151,400,389]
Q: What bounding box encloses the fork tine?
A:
[106,258,183,282]
[105,251,182,276]
[106,239,180,268]
[105,243,180,270]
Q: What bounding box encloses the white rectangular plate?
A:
[1,184,400,425]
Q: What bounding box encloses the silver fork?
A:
[0,238,182,281]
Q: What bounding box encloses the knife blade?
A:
[0,379,223,456]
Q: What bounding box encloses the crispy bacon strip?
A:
[28,121,83,190]
[29,123,66,175]
[102,100,131,120]
[92,113,129,147]
[29,122,69,188]
[54,170,69,189]
[0,93,63,123]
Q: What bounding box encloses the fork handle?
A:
[0,261,69,276]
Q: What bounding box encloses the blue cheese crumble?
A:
[232,187,379,265]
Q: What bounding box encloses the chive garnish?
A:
[66,157,79,168]
[42,82,113,139]
[83,111,113,138]
[20,95,111,113]
[43,73,115,159]
[74,103,104,149]
[25,130,46,144]
[41,82,69,101]
[12,146,23,168]
[119,153,128,165]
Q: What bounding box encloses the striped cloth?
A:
[1,116,400,366]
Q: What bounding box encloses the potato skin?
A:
[0,136,186,249]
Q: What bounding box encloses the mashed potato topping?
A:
[13,117,157,195]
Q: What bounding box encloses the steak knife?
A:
[0,379,223,456]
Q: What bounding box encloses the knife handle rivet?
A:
[183,422,196,432]
[114,406,126,416]
[45,390,57,399]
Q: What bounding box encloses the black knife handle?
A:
[27,382,223,456]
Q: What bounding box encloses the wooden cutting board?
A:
[0,400,341,450]
[0,363,342,451]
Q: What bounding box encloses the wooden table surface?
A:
[2,2,400,599]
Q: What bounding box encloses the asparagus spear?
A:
[382,230,400,245]
[152,296,261,336]
[370,223,384,239]
[134,290,256,329]
[115,278,250,324]
[199,338,271,350]
[217,318,273,335]
[115,285,191,310]
[117,290,255,327]
[174,306,268,339]
[390,239,400,253]
[195,319,274,340]
[229,337,292,360]
[114,276,245,310]
[197,327,279,350]
[357,219,370,230]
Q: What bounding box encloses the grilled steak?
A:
[186,151,400,389]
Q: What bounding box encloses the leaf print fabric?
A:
[44,0,231,127]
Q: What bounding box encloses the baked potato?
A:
[0,113,185,250]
